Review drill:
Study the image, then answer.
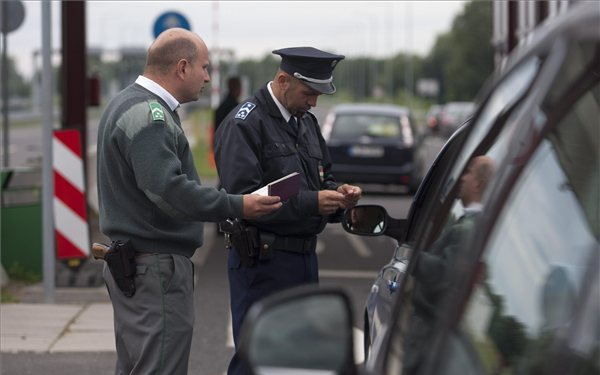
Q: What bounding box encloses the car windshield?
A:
[331,113,402,139]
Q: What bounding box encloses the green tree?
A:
[6,56,30,98]
[445,0,493,101]
[425,0,493,102]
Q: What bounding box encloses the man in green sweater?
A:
[96,28,281,375]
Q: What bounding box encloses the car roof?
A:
[494,2,598,83]
[332,103,410,116]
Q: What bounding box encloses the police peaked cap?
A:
[272,47,345,95]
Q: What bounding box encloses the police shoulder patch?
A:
[234,102,256,120]
[148,101,165,122]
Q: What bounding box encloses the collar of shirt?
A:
[267,81,293,123]
[463,202,483,216]
[135,75,180,113]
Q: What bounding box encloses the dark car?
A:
[321,103,423,193]
[238,3,599,375]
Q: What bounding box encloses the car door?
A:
[364,123,471,369]
[420,16,600,375]
[382,5,599,375]
[370,12,562,375]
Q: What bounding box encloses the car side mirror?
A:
[239,285,356,375]
[342,205,408,240]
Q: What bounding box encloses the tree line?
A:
[235,1,493,105]
[7,1,492,108]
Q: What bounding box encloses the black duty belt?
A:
[259,232,317,254]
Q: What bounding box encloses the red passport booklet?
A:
[252,172,300,201]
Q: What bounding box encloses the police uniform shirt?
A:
[214,82,339,237]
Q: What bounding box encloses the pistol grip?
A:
[92,242,110,260]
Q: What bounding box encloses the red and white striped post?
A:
[52,129,90,263]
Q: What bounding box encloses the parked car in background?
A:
[321,103,423,193]
[438,101,475,137]
[238,3,599,375]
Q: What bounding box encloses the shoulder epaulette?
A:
[234,102,256,120]
[148,101,166,122]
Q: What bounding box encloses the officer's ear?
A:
[275,71,292,90]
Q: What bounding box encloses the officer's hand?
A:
[242,194,282,219]
[337,184,362,209]
[318,190,345,215]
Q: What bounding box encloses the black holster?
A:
[104,240,136,297]
[219,219,267,267]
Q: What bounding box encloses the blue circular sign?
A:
[153,11,191,38]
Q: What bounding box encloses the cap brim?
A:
[304,81,336,95]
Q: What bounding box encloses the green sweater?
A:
[97,84,243,257]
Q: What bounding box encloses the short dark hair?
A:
[227,76,241,92]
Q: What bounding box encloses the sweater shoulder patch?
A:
[234,102,256,120]
[148,101,165,122]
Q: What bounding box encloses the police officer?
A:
[214,47,362,375]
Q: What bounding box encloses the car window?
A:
[331,113,403,139]
[437,37,599,375]
[382,34,596,375]
[446,123,598,374]
[441,57,541,202]
[382,55,542,373]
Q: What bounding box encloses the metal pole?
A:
[405,2,413,108]
[1,1,9,168]
[41,0,55,302]
[211,1,220,109]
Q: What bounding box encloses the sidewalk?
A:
[1,287,114,353]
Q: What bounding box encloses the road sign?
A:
[153,11,191,38]
[1,0,25,34]
[53,129,90,262]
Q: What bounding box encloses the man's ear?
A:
[275,72,291,88]
[175,59,188,79]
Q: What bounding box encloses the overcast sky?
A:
[8,1,466,80]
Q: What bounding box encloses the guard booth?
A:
[0,168,43,278]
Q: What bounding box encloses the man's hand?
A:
[242,194,282,219]
[337,184,362,209]
[318,190,345,215]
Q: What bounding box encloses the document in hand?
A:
[252,172,300,201]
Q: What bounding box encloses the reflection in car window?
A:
[455,140,598,373]
[442,57,540,201]
[446,74,599,374]
[383,58,543,375]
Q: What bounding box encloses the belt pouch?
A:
[258,232,275,261]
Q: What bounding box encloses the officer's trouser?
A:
[226,246,318,375]
[103,253,194,375]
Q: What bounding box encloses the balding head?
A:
[458,155,496,206]
[145,28,205,76]
[143,28,211,104]
[471,156,496,193]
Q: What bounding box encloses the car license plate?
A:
[348,145,384,158]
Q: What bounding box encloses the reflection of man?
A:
[415,155,496,304]
[404,156,495,372]
[456,155,495,219]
